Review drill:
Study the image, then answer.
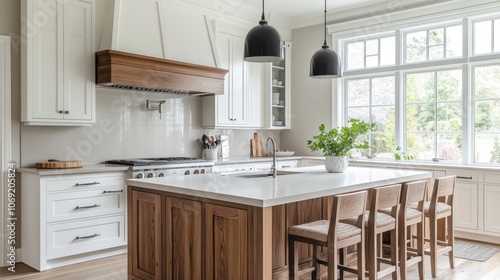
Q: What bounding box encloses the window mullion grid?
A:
[369,78,373,156]
[426,30,430,61]
[378,39,382,67]
[492,20,495,54]
[434,71,439,159]
[444,27,448,59]
[364,41,367,68]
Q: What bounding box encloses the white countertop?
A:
[127,166,432,207]
[212,156,304,165]
[18,164,129,175]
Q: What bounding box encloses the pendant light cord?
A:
[323,0,328,48]
[261,0,266,21]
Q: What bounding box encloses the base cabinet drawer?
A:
[46,174,125,192]
[46,215,126,259]
[47,188,125,222]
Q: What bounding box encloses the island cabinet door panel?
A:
[286,198,322,262]
[165,197,202,280]
[205,204,248,280]
[130,191,162,280]
[272,205,287,270]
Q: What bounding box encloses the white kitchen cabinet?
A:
[264,41,292,129]
[22,0,95,126]
[21,172,126,271]
[300,158,325,167]
[454,182,478,230]
[484,184,500,234]
[202,21,264,129]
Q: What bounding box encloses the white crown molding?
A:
[326,0,500,37]
[292,0,453,30]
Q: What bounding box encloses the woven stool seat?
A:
[409,201,451,214]
[289,220,362,243]
[343,211,396,228]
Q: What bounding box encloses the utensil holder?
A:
[204,149,218,160]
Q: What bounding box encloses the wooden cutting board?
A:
[251,133,265,157]
[36,160,84,169]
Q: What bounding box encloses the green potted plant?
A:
[307,119,375,172]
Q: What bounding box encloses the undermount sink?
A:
[236,171,292,179]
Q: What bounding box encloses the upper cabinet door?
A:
[215,32,232,126]
[30,0,64,120]
[63,0,93,121]
[22,0,95,126]
[230,35,247,125]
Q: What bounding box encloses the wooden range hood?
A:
[96,50,228,96]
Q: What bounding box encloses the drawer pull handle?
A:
[103,190,123,194]
[75,204,101,210]
[75,233,100,240]
[281,165,291,168]
[75,182,101,186]
[457,176,473,180]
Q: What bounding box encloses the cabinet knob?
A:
[64,110,69,114]
[58,110,63,114]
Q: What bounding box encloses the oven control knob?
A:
[147,173,154,178]
[136,173,144,179]
[158,173,165,177]
[184,170,191,175]
[194,169,200,174]
[200,169,205,174]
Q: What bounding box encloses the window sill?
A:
[350,159,500,172]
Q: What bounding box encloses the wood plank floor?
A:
[0,239,498,280]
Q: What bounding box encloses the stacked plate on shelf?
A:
[272,92,279,105]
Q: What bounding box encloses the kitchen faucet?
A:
[266,137,277,178]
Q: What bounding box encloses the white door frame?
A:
[0,36,12,266]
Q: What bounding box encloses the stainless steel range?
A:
[107,157,214,179]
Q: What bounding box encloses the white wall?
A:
[280,24,332,156]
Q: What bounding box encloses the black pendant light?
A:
[310,0,342,78]
[244,0,283,62]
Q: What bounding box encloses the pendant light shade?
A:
[310,0,342,78]
[244,0,283,62]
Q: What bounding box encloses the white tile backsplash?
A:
[20,88,280,166]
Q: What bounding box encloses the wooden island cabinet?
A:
[127,167,431,279]
[129,188,329,280]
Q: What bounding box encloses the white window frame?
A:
[331,5,500,165]
[402,21,464,64]
[471,16,500,56]
[343,34,396,71]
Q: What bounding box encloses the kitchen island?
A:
[127,166,431,280]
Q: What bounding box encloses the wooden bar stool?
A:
[288,190,368,280]
[396,180,427,280]
[410,175,456,278]
[345,184,401,280]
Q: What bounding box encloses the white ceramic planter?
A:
[325,156,349,173]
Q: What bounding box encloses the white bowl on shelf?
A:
[275,151,295,157]
[277,81,283,86]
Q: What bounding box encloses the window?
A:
[338,12,500,165]
[346,36,395,70]
[346,76,396,158]
[405,25,462,63]
[473,19,500,55]
[473,65,500,163]
[405,70,463,161]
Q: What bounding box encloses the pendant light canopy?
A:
[244,0,283,62]
[310,0,342,79]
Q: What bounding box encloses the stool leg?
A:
[288,236,298,280]
[327,243,338,280]
[399,223,407,280]
[340,248,345,280]
[390,228,398,280]
[368,231,377,280]
[430,215,438,278]
[447,215,455,269]
[417,221,424,280]
[312,245,319,280]
[358,236,366,280]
